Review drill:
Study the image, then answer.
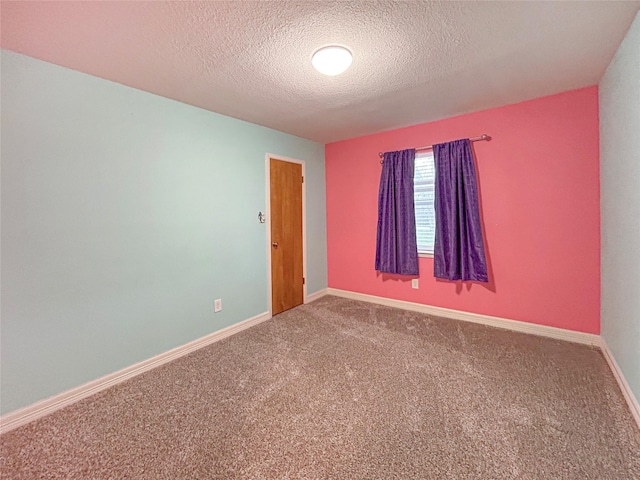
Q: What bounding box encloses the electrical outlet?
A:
[411,279,419,289]
[214,299,222,313]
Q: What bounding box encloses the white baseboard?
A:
[326,288,600,346]
[305,288,328,304]
[0,311,271,435]
[598,338,640,430]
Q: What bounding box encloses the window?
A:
[414,151,435,255]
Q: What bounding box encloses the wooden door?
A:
[270,158,304,315]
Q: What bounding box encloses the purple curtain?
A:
[433,139,488,282]
[375,149,419,275]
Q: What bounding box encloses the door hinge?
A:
[303,277,306,285]
[302,176,304,183]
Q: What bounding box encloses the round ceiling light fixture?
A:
[312,46,353,76]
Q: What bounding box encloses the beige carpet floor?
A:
[1,295,639,479]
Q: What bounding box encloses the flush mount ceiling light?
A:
[312,46,353,76]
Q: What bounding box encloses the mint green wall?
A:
[0,50,327,414]
[600,12,640,406]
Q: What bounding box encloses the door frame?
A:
[265,153,307,316]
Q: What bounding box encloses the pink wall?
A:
[326,87,600,334]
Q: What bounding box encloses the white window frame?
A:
[414,151,435,257]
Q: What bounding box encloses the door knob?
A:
[272,242,279,248]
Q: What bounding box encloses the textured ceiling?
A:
[2,1,639,143]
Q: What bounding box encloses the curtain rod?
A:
[378,134,491,161]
